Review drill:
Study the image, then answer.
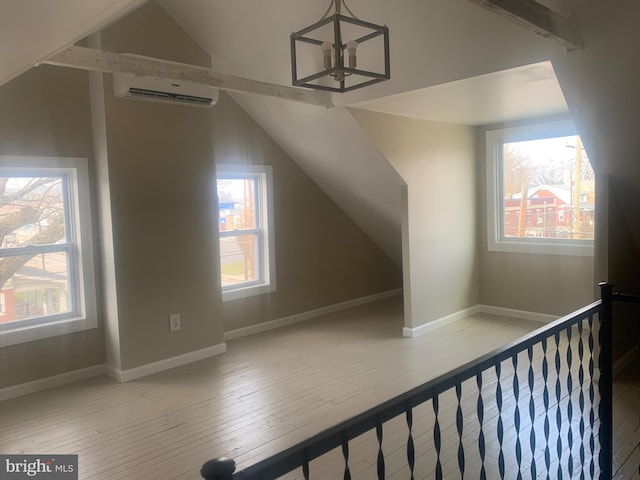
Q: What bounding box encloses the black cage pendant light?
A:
[290,0,390,93]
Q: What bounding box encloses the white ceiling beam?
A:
[466,0,582,50]
[42,46,333,108]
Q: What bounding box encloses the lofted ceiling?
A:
[0,0,573,264]
[158,0,565,110]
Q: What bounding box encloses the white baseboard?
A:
[0,342,230,401]
[478,305,559,324]
[403,304,559,338]
[613,346,639,378]
[403,305,480,338]
[0,364,106,403]
[224,288,403,341]
[106,343,227,382]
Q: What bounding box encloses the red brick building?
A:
[504,184,595,239]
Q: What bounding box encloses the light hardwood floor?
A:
[0,296,637,479]
[613,355,640,480]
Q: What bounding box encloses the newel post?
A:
[200,457,236,480]
[598,282,614,479]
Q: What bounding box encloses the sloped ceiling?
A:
[0,0,573,264]
[0,0,145,87]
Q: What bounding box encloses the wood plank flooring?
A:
[613,355,640,479]
[0,296,637,479]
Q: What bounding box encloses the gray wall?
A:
[0,65,105,388]
[605,179,640,361]
[100,1,222,371]
[350,109,478,328]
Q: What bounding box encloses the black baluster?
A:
[406,402,415,480]
[588,315,596,479]
[433,395,443,480]
[512,354,522,480]
[566,325,575,479]
[598,282,614,480]
[476,372,487,480]
[376,419,385,480]
[527,346,537,480]
[302,449,310,480]
[554,332,564,480]
[578,320,586,480]
[496,362,505,479]
[341,432,351,480]
[542,338,551,480]
[455,382,465,478]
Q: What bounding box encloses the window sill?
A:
[222,283,275,302]
[488,239,594,257]
[0,316,98,348]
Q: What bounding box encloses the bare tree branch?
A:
[0,216,65,288]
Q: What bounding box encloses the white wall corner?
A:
[106,343,227,383]
[403,305,481,338]
[0,364,107,403]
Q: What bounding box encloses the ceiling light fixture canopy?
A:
[290,0,390,93]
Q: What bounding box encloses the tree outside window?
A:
[0,175,70,324]
[0,157,96,347]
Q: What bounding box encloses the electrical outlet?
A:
[169,313,181,332]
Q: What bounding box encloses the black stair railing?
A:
[201,282,637,480]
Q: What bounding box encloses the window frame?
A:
[486,119,594,257]
[216,164,276,301]
[0,156,97,347]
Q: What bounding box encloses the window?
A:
[0,156,97,346]
[486,119,595,256]
[216,164,275,301]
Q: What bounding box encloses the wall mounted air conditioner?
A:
[113,73,219,108]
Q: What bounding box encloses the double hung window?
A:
[0,156,96,346]
[216,164,275,301]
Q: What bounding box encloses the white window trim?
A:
[216,164,276,301]
[0,156,97,347]
[486,119,594,257]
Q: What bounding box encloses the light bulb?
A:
[321,41,333,70]
[346,40,358,69]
